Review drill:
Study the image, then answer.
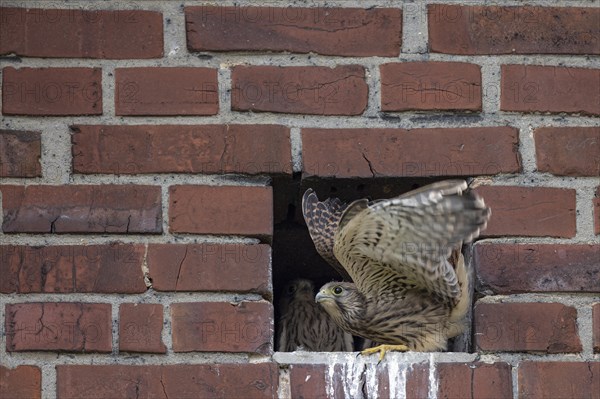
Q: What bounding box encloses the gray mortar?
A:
[1,1,599,398]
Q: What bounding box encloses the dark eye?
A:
[286,285,297,295]
[333,286,343,295]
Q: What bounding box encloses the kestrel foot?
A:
[361,344,409,362]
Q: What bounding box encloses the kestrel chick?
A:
[303,180,491,359]
[277,278,353,352]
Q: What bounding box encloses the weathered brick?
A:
[57,364,279,399]
[171,301,273,354]
[0,366,41,399]
[302,127,520,178]
[0,244,146,294]
[518,362,600,399]
[593,303,600,353]
[501,65,600,116]
[169,185,273,236]
[429,5,600,55]
[115,67,218,116]
[369,362,429,399]
[380,62,482,111]
[288,363,428,398]
[147,243,271,294]
[289,364,342,398]
[6,302,112,352]
[231,65,368,115]
[594,187,600,236]
[1,185,162,234]
[186,6,401,57]
[119,303,166,354]
[0,129,41,177]
[437,362,513,399]
[474,186,576,238]
[534,127,600,176]
[474,302,582,353]
[2,67,102,115]
[0,8,163,59]
[72,124,291,175]
[474,243,600,294]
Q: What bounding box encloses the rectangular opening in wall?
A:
[272,176,477,354]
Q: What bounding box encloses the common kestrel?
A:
[303,180,490,359]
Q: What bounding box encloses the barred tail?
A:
[447,250,471,338]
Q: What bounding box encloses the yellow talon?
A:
[361,344,409,362]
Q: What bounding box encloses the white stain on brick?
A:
[428,353,439,399]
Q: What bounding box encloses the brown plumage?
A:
[304,180,491,357]
[277,278,353,352]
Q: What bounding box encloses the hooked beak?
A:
[315,290,329,303]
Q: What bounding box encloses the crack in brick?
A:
[219,126,234,168]
[160,371,169,399]
[174,246,189,290]
[50,215,60,233]
[361,152,377,177]
[296,74,364,92]
[264,21,370,33]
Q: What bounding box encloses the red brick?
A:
[474,302,582,353]
[147,243,271,294]
[171,301,273,354]
[169,185,272,236]
[57,364,278,399]
[2,67,102,115]
[5,302,112,352]
[289,364,342,398]
[186,6,401,57]
[380,62,482,111]
[474,243,600,294]
[72,124,291,175]
[474,186,576,238]
[0,8,163,59]
[0,129,41,177]
[437,362,513,399]
[1,185,162,234]
[302,127,520,178]
[593,304,600,353]
[534,127,600,176]
[0,366,41,399]
[501,65,600,116]
[231,65,368,115]
[115,67,218,116]
[429,5,600,55]
[0,244,146,294]
[518,362,600,399]
[594,187,600,236]
[119,303,166,354]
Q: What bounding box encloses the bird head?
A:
[283,279,315,302]
[315,282,365,329]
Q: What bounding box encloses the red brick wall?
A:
[0,3,598,398]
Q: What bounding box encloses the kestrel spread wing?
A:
[334,180,488,303]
